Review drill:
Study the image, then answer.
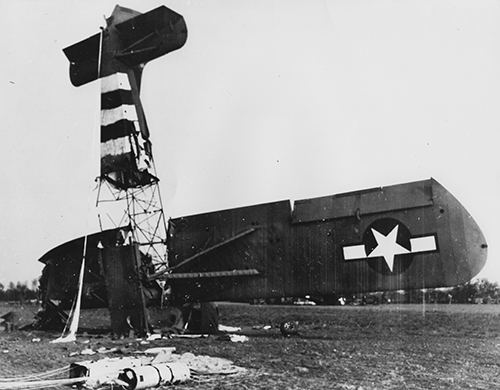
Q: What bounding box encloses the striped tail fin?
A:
[63,5,187,189]
[100,70,155,189]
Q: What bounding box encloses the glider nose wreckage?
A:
[36,4,487,336]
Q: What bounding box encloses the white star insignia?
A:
[367,225,409,272]
[342,223,437,273]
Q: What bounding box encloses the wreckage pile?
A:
[0,347,246,389]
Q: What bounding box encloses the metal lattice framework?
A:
[62,5,188,280]
[95,167,168,273]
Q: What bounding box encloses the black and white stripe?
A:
[100,72,151,177]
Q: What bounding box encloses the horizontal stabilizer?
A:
[63,5,187,87]
[63,33,101,87]
[114,6,187,66]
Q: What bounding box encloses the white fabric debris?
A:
[171,352,246,376]
[170,334,209,339]
[228,335,249,343]
[143,347,176,355]
[218,324,242,332]
[146,334,162,341]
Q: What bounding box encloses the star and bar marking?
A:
[343,221,438,273]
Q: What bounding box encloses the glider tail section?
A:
[63,5,187,189]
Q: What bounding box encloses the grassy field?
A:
[0,302,499,389]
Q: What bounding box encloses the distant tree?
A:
[0,280,39,302]
[451,281,478,303]
[15,282,28,303]
[475,278,499,303]
[450,279,500,303]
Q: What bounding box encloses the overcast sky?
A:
[1,0,499,285]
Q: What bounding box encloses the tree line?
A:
[0,280,39,303]
[0,277,498,304]
[367,278,500,304]
[449,278,499,304]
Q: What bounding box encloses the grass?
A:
[0,302,499,389]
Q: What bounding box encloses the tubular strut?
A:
[149,227,257,280]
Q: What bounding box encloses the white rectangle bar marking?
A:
[343,244,367,260]
[101,105,138,127]
[101,72,131,93]
[410,236,436,253]
[101,136,132,157]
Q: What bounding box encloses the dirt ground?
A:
[0,302,499,389]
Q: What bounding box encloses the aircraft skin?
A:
[38,5,487,317]
[162,178,487,304]
[38,227,161,309]
[39,178,487,308]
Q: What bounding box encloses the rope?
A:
[97,27,103,79]
[51,252,85,343]
[0,366,70,382]
[52,23,102,341]
[0,377,86,390]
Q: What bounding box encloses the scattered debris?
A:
[0,311,20,332]
[228,334,249,343]
[146,334,162,341]
[170,333,209,339]
[184,302,220,335]
[216,334,250,342]
[30,301,68,331]
[280,321,300,337]
[70,356,165,388]
[96,347,120,354]
[0,347,245,389]
[252,324,272,330]
[118,362,190,389]
[173,352,247,375]
[219,324,241,332]
[136,347,177,365]
[67,349,245,389]
[143,347,176,356]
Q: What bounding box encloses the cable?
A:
[0,366,69,382]
[0,376,86,389]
